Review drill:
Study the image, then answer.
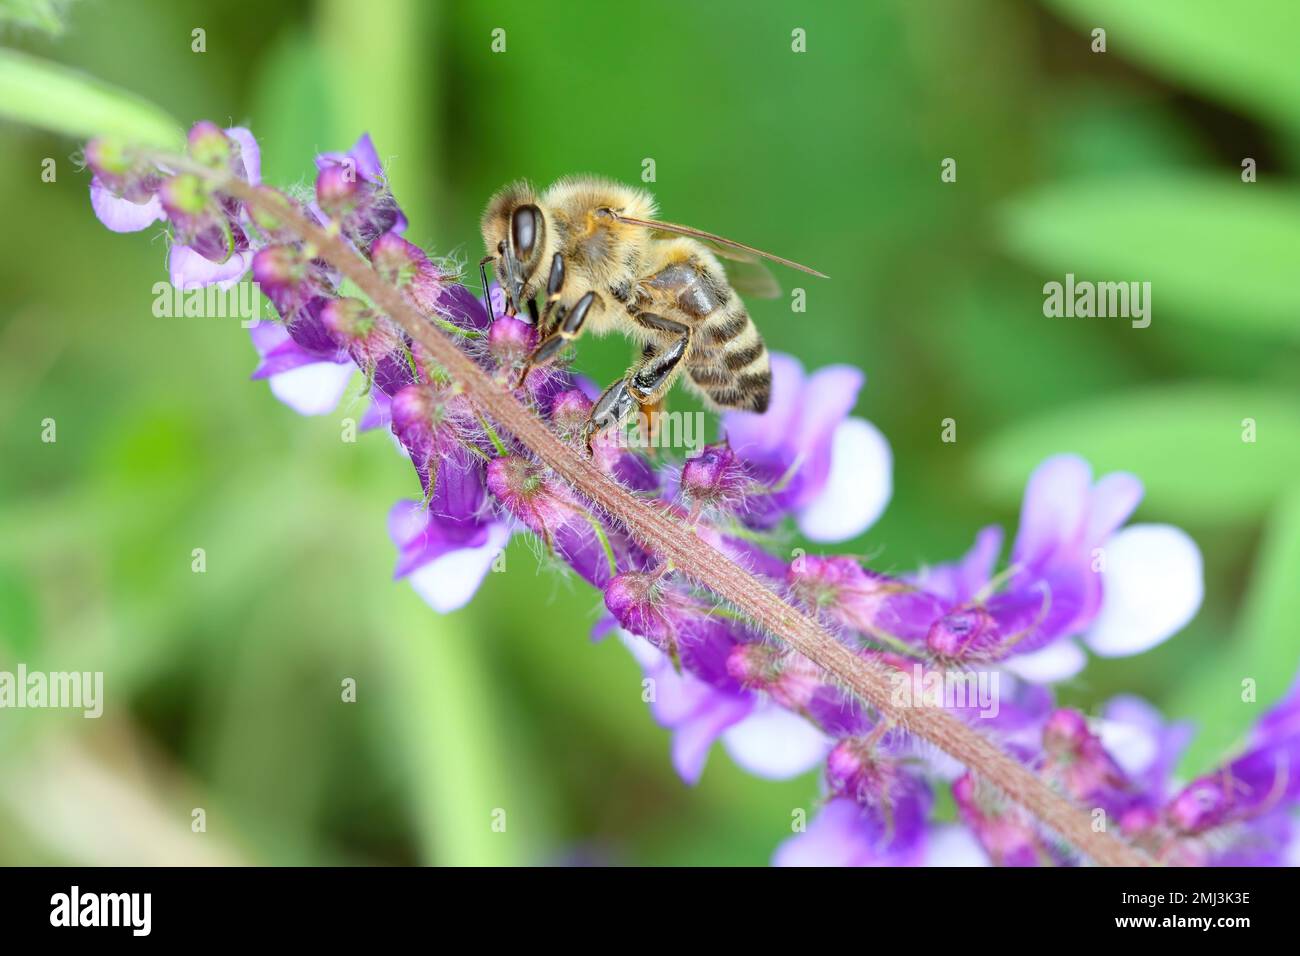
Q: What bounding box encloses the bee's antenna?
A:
[478,254,496,324]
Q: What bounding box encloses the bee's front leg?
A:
[515,281,596,389]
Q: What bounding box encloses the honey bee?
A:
[479,176,827,448]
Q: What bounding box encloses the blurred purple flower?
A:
[722,354,891,543]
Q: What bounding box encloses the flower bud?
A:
[370,232,445,314]
[726,643,821,710]
[389,382,467,465]
[925,607,997,660]
[604,572,674,647]
[252,244,310,314]
[486,456,577,538]
[320,296,399,365]
[953,772,1045,867]
[186,120,232,168]
[549,389,594,441]
[159,173,211,219]
[680,443,750,510]
[826,737,896,803]
[1040,708,1126,801]
[1167,777,1227,834]
[487,315,537,372]
[316,164,363,217]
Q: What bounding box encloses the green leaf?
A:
[1043,0,1300,130]
[974,385,1300,524]
[1171,486,1300,775]
[1000,176,1300,338]
[0,47,180,146]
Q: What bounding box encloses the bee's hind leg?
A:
[583,312,690,454]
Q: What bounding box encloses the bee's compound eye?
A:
[511,204,541,259]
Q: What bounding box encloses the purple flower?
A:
[913,455,1203,683]
[722,353,891,542]
[249,320,354,415]
[1162,677,1300,864]
[314,134,407,249]
[775,741,934,867]
[167,125,261,290]
[86,137,165,233]
[617,631,830,785]
[389,449,510,613]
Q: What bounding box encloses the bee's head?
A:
[481,181,547,313]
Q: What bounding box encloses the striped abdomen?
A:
[638,255,771,413]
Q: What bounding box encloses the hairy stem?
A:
[226,178,1149,867]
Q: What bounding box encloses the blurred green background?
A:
[0,0,1297,865]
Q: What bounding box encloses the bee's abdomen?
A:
[640,254,771,414]
[690,303,771,413]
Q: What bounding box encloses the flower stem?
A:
[222,176,1149,867]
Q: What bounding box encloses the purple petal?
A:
[1084,471,1143,544]
[915,525,1004,606]
[722,352,806,459]
[1011,454,1093,571]
[225,127,261,185]
[670,691,754,785]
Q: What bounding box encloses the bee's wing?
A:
[608,212,830,279]
[717,257,782,299]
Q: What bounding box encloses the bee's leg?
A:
[515,280,595,389]
[582,313,690,453]
[535,252,567,334]
[525,297,540,324]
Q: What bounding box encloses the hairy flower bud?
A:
[252,244,311,314]
[1040,708,1126,802]
[320,296,399,365]
[926,607,998,660]
[953,772,1047,867]
[680,442,750,511]
[160,173,238,263]
[370,232,445,314]
[727,643,822,710]
[186,120,233,168]
[487,316,537,373]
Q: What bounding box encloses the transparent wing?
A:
[719,256,782,299]
[607,211,829,279]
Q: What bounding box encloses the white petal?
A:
[89,183,164,232]
[796,417,892,543]
[1096,717,1159,778]
[1001,640,1087,684]
[721,701,831,780]
[922,825,990,867]
[1084,524,1203,657]
[168,245,252,291]
[268,362,355,415]
[407,523,510,613]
